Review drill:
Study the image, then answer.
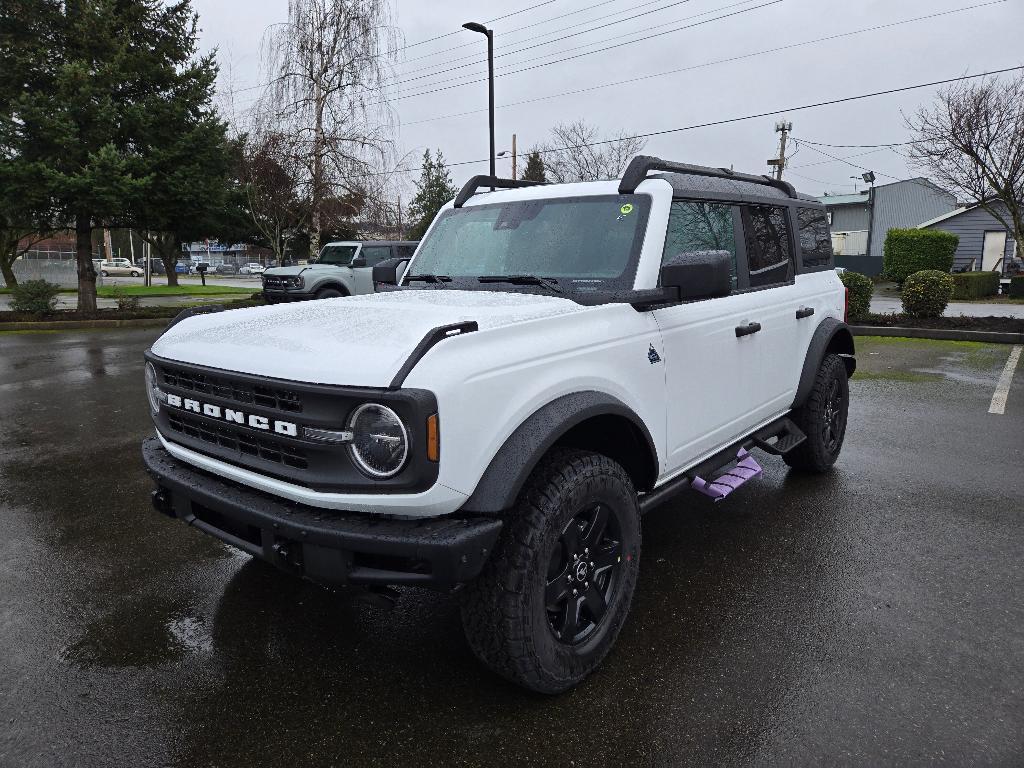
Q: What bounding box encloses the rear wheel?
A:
[100,270,109,277]
[460,449,641,693]
[316,287,345,299]
[784,353,849,472]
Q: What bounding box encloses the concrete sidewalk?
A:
[870,296,1024,318]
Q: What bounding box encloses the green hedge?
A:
[1010,276,1024,298]
[951,271,1000,300]
[901,270,954,318]
[839,270,873,320]
[883,229,959,284]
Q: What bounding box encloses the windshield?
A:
[406,195,650,293]
[315,245,359,265]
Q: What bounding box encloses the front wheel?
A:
[316,287,345,299]
[131,270,141,277]
[784,353,850,472]
[460,449,641,694]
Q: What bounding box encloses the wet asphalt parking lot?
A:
[1,328,1022,767]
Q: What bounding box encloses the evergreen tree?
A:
[408,149,458,240]
[521,151,547,183]
[1,0,231,307]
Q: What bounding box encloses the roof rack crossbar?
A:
[453,175,547,208]
[618,155,797,198]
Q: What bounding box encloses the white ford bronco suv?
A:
[261,240,418,303]
[142,156,855,693]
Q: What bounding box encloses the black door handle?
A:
[735,321,762,338]
[796,306,815,319]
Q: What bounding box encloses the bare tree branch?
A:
[536,121,647,184]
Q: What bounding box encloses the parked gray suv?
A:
[262,240,418,303]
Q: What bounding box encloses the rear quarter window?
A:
[797,207,833,268]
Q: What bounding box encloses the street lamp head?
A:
[462,21,490,35]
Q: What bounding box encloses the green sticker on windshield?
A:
[620,203,634,215]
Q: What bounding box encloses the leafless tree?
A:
[906,74,1024,257]
[536,121,647,184]
[238,131,309,263]
[260,0,399,257]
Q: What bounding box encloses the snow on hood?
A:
[150,289,584,387]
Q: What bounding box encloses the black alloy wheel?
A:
[545,503,623,645]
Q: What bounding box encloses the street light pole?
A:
[462,21,495,187]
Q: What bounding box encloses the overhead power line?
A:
[397,1,1006,126]
[383,0,781,105]
[397,0,701,82]
[378,65,1024,180]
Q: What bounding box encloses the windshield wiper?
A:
[404,274,452,287]
[477,275,562,294]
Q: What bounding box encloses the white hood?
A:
[150,290,586,387]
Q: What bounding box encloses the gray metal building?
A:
[919,202,1019,273]
[815,178,956,275]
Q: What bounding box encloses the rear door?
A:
[653,200,769,474]
[736,204,819,419]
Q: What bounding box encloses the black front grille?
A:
[161,366,302,413]
[147,351,438,493]
[263,276,285,289]
[167,411,309,469]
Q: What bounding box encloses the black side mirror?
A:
[350,256,367,268]
[372,258,409,286]
[660,250,733,301]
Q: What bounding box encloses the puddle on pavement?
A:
[61,595,213,668]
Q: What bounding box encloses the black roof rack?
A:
[618,155,797,198]
[453,175,547,208]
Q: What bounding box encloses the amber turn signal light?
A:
[426,413,440,462]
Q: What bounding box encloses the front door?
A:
[654,200,767,475]
[350,245,394,294]
[982,231,1007,272]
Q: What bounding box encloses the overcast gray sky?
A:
[193,0,1021,197]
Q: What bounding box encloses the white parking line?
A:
[989,345,1023,415]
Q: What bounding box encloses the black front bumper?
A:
[142,438,502,590]
[262,288,315,302]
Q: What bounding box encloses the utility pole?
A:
[767,120,792,180]
[511,133,517,180]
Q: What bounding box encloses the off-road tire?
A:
[460,448,641,694]
[316,287,345,299]
[784,353,849,472]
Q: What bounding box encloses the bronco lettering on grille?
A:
[165,393,299,436]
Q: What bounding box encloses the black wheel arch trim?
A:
[462,391,659,515]
[791,317,856,410]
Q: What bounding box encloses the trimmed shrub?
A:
[109,287,141,311]
[9,279,61,314]
[882,229,959,284]
[951,271,1000,300]
[901,270,954,318]
[1010,276,1024,298]
[839,270,873,320]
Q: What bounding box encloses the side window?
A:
[395,245,416,259]
[743,206,793,288]
[797,207,833,268]
[360,246,393,266]
[662,201,738,290]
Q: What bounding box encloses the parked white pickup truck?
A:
[143,156,855,693]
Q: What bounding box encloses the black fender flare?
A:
[461,391,658,515]
[791,317,856,409]
[314,281,349,296]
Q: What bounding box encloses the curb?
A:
[851,325,1024,344]
[0,318,171,332]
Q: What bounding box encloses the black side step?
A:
[638,415,804,514]
[751,417,806,455]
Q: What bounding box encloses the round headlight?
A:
[144,362,162,415]
[347,403,408,478]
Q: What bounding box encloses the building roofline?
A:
[917,204,981,228]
